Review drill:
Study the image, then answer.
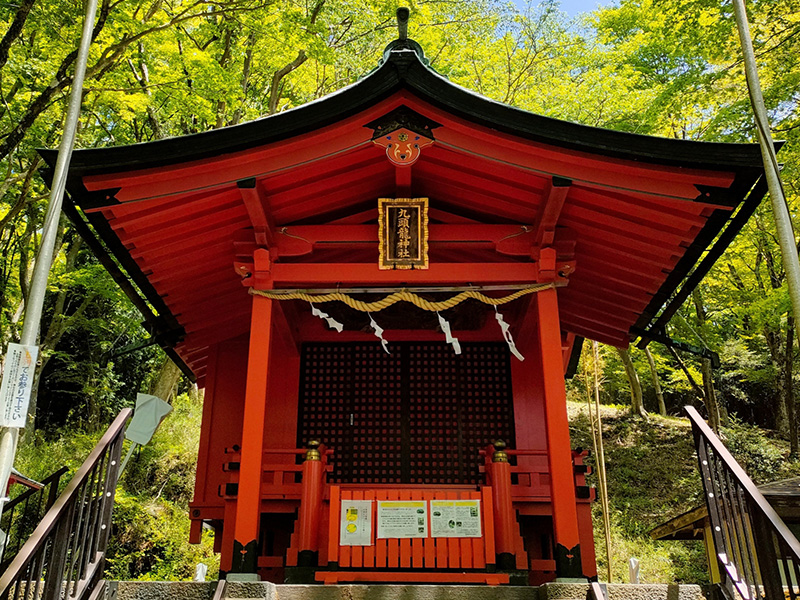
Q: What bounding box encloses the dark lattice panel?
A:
[351,344,403,483]
[297,342,515,485]
[298,345,353,481]
[408,344,461,484]
[461,344,516,482]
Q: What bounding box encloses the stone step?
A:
[108,581,705,600]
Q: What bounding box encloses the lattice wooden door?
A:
[298,342,515,485]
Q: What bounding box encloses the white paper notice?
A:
[430,499,482,538]
[340,500,372,546]
[377,500,428,538]
[0,343,38,428]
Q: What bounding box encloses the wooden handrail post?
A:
[488,440,516,569]
[297,440,324,566]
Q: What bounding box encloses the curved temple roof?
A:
[41,39,768,383]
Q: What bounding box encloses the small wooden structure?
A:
[45,23,768,584]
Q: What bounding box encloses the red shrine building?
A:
[45,24,767,585]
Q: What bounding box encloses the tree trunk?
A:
[693,288,723,432]
[644,346,666,416]
[149,357,182,402]
[0,0,37,70]
[616,346,647,418]
[765,324,790,434]
[701,358,721,433]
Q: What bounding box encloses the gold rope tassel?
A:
[249,283,554,313]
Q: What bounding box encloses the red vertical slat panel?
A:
[471,492,486,569]
[423,490,436,568]
[459,492,473,568]
[362,489,375,568]
[400,490,413,569]
[482,487,496,566]
[435,492,449,568]
[375,490,388,568]
[351,490,364,568]
[339,489,351,568]
[327,485,340,565]
[446,491,460,568]
[387,490,400,568]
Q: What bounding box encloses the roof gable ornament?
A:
[380,8,429,69]
[366,106,441,166]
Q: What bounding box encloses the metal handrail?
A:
[0,465,68,571]
[0,409,131,600]
[686,405,800,599]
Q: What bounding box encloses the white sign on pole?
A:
[377,500,428,538]
[340,499,372,546]
[430,499,482,538]
[0,344,38,428]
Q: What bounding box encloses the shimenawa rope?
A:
[248,283,553,313]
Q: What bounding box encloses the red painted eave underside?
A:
[79,93,742,382]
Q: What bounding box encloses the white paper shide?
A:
[340,499,372,546]
[0,344,38,428]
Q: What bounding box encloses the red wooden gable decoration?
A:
[42,40,767,384]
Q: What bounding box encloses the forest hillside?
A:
[14,393,800,584]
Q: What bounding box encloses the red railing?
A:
[0,409,130,600]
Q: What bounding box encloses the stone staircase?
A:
[105,581,706,600]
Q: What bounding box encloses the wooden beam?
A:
[268,262,538,285]
[395,165,412,195]
[237,178,275,248]
[233,223,544,261]
[534,176,571,247]
[428,207,480,224]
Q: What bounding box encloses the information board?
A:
[339,499,372,546]
[430,499,482,538]
[376,500,428,538]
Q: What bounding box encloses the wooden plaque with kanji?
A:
[378,197,429,270]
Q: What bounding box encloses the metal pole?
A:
[0,0,98,505]
[731,0,800,343]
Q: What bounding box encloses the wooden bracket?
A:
[533,176,571,248]
[237,178,276,249]
[252,247,273,289]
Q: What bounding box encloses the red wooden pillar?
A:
[535,287,584,579]
[297,440,324,566]
[487,440,516,569]
[231,249,273,575]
